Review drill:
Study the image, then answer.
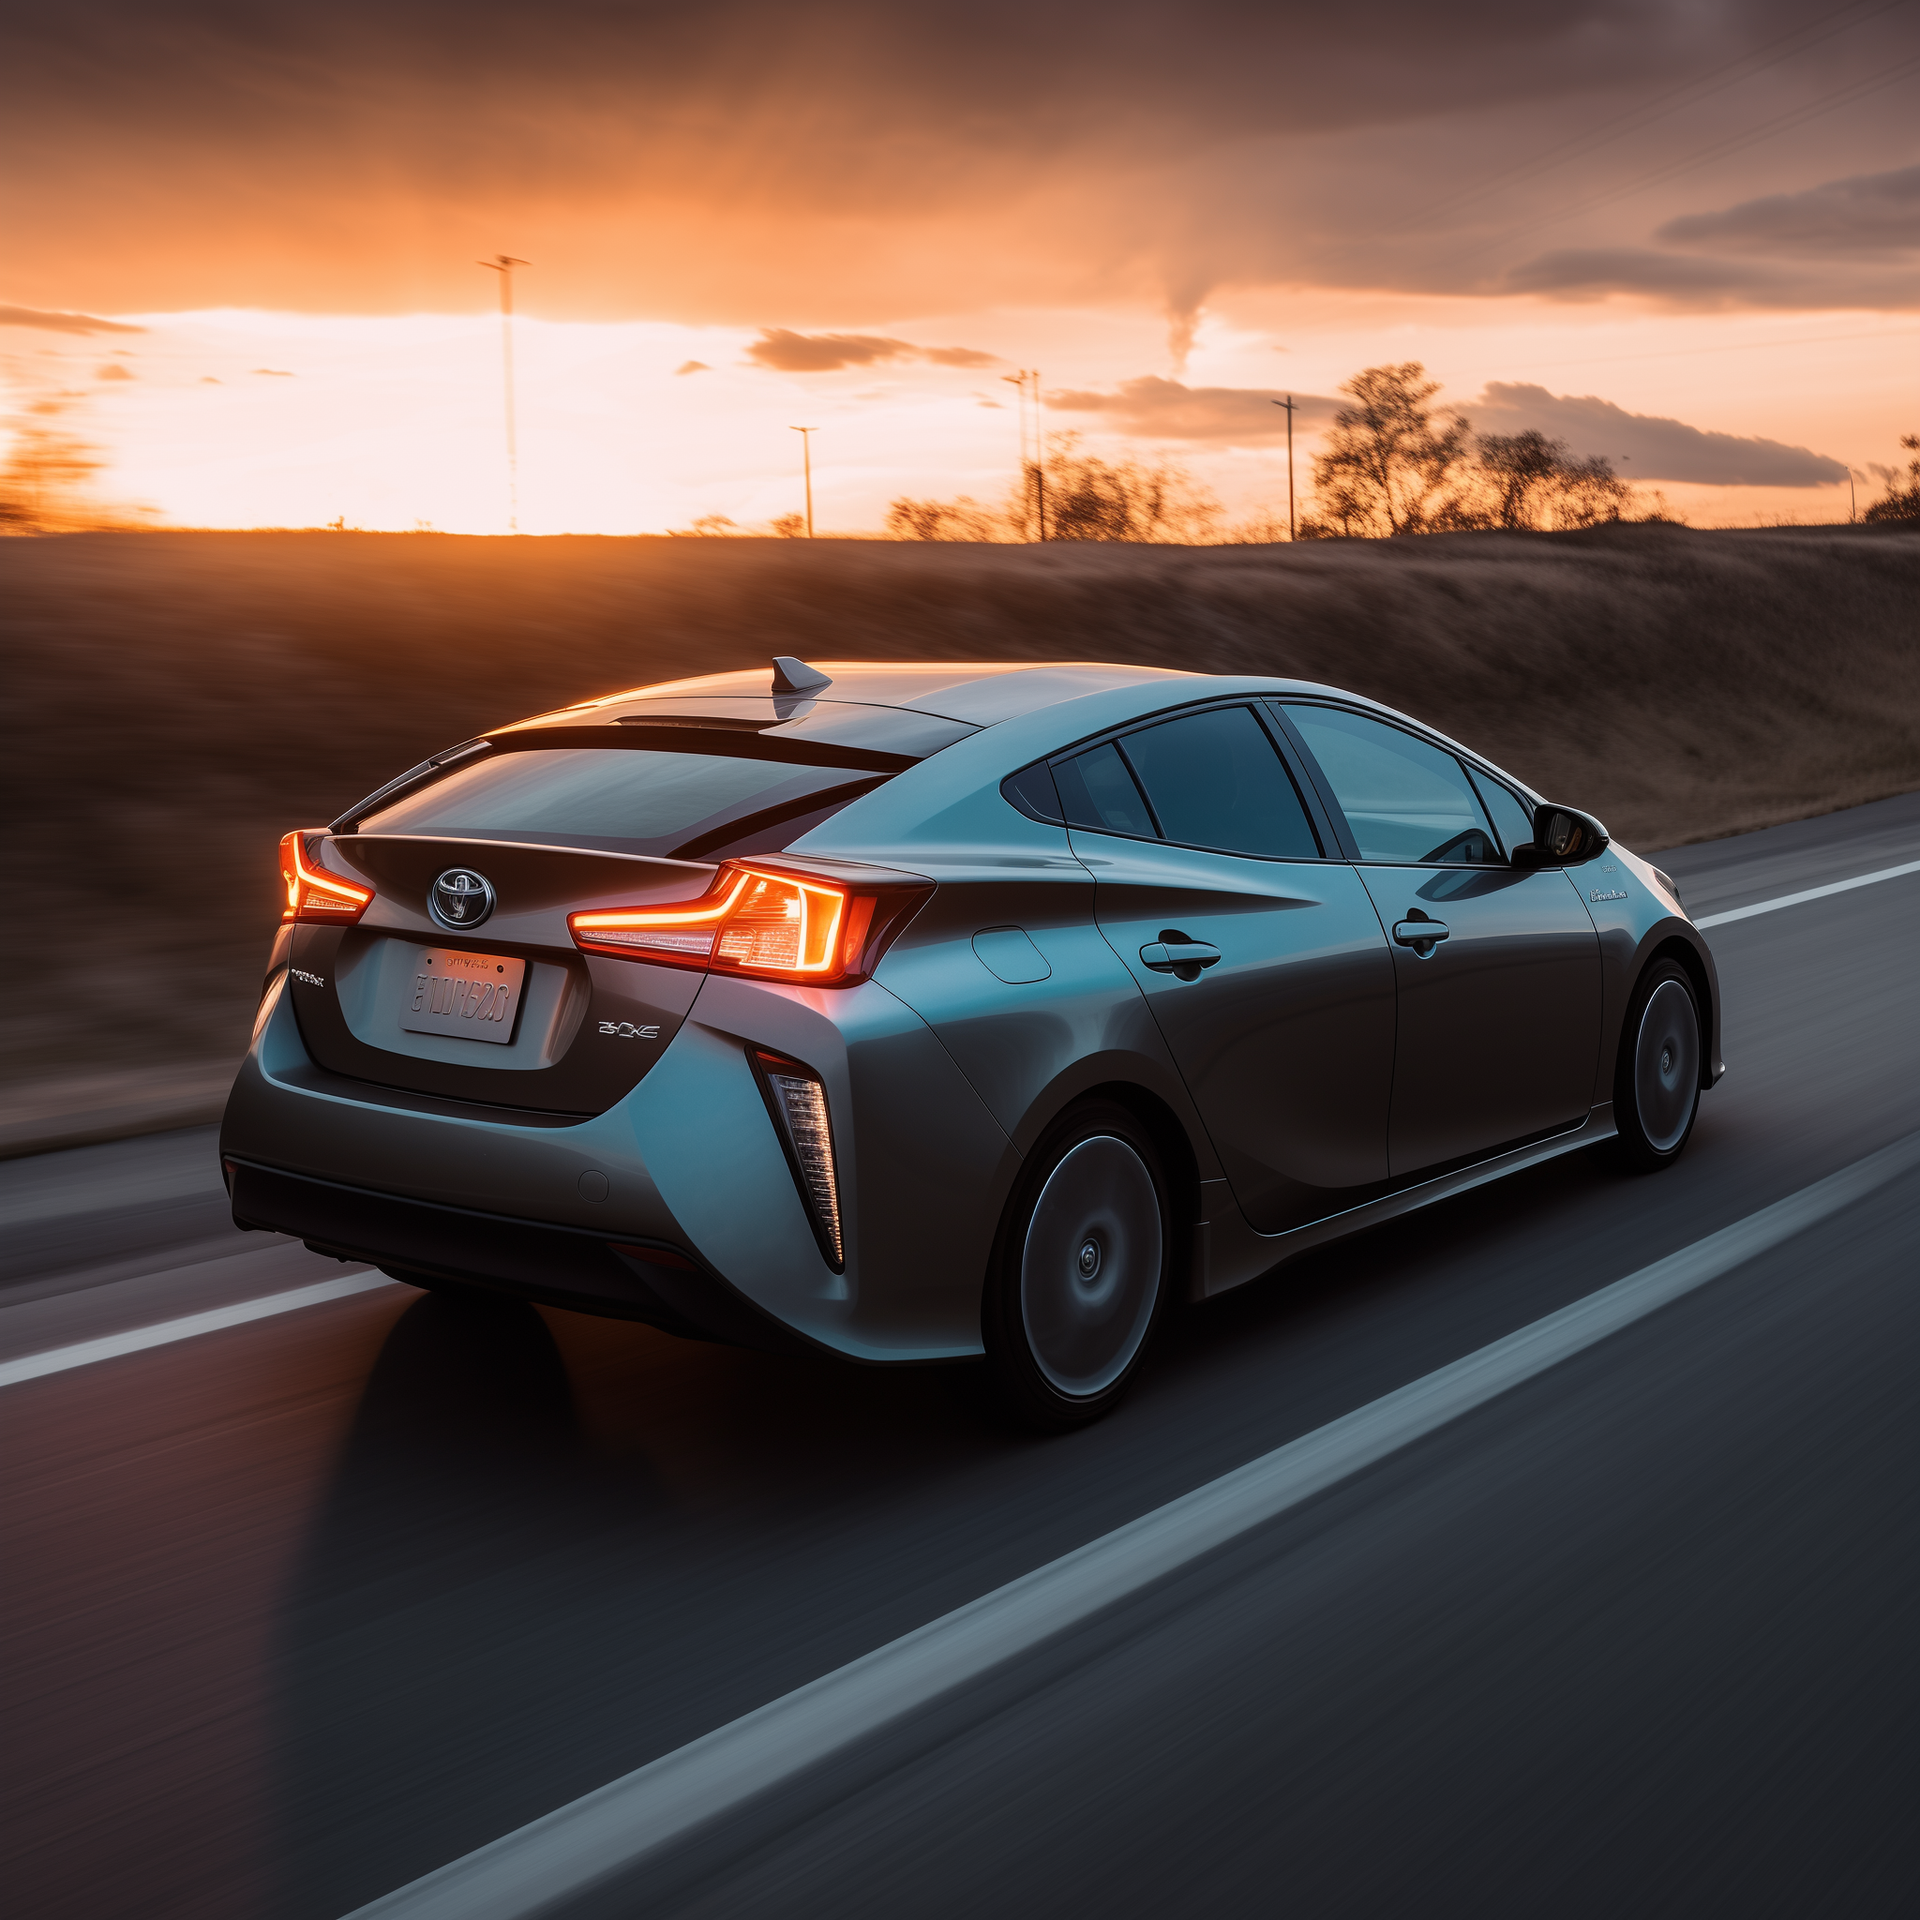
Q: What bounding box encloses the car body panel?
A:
[1353,862,1604,1175]
[1072,833,1398,1232]
[221,660,1726,1367]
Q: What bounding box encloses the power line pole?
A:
[1001,369,1047,540]
[790,427,816,537]
[478,255,529,532]
[1272,395,1298,540]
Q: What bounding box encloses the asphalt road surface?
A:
[6,791,1918,1920]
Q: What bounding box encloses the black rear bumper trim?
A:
[225,1158,810,1355]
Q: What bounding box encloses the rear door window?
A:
[1052,741,1157,838]
[359,747,882,858]
[1119,706,1322,859]
[1282,705,1500,864]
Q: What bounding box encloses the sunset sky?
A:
[4,1,1917,535]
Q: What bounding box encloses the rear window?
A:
[359,747,885,859]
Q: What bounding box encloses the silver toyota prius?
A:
[221,659,1723,1427]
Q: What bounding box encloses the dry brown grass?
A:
[4,522,1917,1093]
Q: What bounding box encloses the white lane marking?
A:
[0,1271,396,1388]
[343,1126,1920,1920]
[1694,857,1920,929]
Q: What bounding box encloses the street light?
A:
[478,255,529,532]
[790,427,816,538]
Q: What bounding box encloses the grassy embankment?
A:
[3,523,1916,1146]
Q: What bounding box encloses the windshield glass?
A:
[359,748,883,858]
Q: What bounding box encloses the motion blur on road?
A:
[5,790,1917,1919]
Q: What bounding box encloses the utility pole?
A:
[1848,469,1857,523]
[1002,369,1046,540]
[1272,395,1298,540]
[478,255,529,532]
[790,427,815,537]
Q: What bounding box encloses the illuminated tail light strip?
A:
[569,862,920,987]
[280,831,374,923]
[751,1049,845,1269]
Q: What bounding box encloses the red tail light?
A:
[568,861,922,986]
[280,831,374,923]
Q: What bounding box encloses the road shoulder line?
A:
[343,1126,1920,1920]
[1694,857,1920,928]
[0,1269,393,1388]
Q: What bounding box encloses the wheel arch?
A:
[1646,935,1716,1090]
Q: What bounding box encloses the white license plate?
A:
[400,947,526,1045]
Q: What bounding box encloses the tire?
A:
[1613,959,1703,1173]
[983,1100,1172,1431]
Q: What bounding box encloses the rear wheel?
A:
[983,1101,1170,1431]
[1613,959,1702,1173]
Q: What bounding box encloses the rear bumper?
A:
[219,968,1006,1362]
[227,1156,807,1352]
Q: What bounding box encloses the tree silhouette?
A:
[1862,434,1920,525]
[1308,363,1472,537]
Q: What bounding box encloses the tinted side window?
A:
[1283,705,1498,864]
[1053,741,1156,837]
[1120,706,1321,859]
[1467,768,1535,857]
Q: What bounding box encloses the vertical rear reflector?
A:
[752,1049,844,1269]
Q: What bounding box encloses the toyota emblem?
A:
[429,867,496,929]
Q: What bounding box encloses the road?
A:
[5,790,1918,1920]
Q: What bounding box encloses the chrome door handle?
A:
[1392,918,1450,953]
[1141,940,1222,978]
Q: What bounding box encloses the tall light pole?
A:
[478,255,529,532]
[1848,469,1858,523]
[790,427,816,537]
[1271,395,1298,540]
[1002,369,1046,540]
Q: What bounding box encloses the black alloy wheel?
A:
[1613,958,1703,1173]
[983,1099,1172,1431]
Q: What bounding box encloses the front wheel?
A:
[1613,959,1702,1173]
[983,1101,1171,1431]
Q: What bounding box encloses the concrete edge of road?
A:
[340,1126,1920,1920]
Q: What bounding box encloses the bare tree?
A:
[885,495,1006,541]
[0,419,105,532]
[1029,433,1222,543]
[1308,363,1472,537]
[1468,429,1632,531]
[1863,433,1920,525]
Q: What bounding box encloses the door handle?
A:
[1140,939,1222,979]
[1392,918,1450,954]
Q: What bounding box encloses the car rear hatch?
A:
[285,719,947,1116]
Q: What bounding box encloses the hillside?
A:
[4,523,1917,1137]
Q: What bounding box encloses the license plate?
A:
[400,947,526,1045]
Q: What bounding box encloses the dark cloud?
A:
[1470,382,1845,486]
[746,329,998,371]
[200,375,222,384]
[1048,376,1337,444]
[1657,163,1920,257]
[1505,244,1920,310]
[675,359,710,374]
[95,363,134,379]
[3,5,1916,320]
[251,367,294,376]
[0,302,143,334]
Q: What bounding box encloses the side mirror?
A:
[1512,804,1609,868]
